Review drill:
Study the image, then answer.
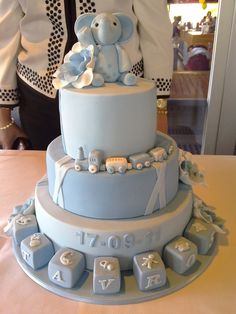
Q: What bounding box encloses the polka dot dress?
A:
[16,0,64,98]
[153,78,172,94]
[0,89,18,103]
[15,0,144,101]
[78,0,96,14]
[131,59,144,77]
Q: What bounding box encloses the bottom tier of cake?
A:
[9,177,219,304]
[35,178,193,271]
[12,179,217,304]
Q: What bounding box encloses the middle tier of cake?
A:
[47,133,179,219]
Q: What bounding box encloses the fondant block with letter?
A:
[93,257,121,294]
[184,219,216,255]
[48,248,85,288]
[12,215,38,245]
[20,233,54,270]
[133,251,166,291]
[163,236,198,274]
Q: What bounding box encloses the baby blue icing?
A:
[59,79,156,159]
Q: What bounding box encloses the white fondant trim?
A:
[60,251,74,266]
[53,155,74,206]
[141,254,159,269]
[158,162,167,208]
[29,234,41,247]
[99,260,115,271]
[145,162,167,215]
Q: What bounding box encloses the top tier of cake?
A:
[59,79,156,159]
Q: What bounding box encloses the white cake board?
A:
[13,239,217,305]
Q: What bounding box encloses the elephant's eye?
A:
[113,22,117,26]
[95,22,99,27]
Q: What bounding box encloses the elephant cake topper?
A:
[53,12,137,89]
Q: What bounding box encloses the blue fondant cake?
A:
[6,12,225,304]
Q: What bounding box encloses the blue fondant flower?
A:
[53,43,95,89]
[193,195,225,234]
[179,149,205,186]
[4,198,35,236]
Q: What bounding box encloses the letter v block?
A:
[93,257,121,294]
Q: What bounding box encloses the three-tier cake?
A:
[6,12,223,304]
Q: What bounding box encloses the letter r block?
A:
[133,251,166,291]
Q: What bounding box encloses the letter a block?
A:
[93,257,121,294]
[12,215,38,245]
[133,251,166,291]
[184,218,216,255]
[20,233,54,270]
[163,236,198,274]
[48,248,85,288]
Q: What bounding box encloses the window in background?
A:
[167,1,219,154]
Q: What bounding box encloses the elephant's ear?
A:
[74,13,96,39]
[114,13,134,43]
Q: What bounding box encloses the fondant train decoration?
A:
[74,145,169,174]
[73,144,204,188]
[53,12,137,89]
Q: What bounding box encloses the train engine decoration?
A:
[75,147,105,173]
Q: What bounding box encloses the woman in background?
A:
[0,0,173,150]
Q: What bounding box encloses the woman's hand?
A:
[0,108,28,149]
[0,122,28,149]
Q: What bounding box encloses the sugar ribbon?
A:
[145,162,167,215]
[53,155,74,207]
